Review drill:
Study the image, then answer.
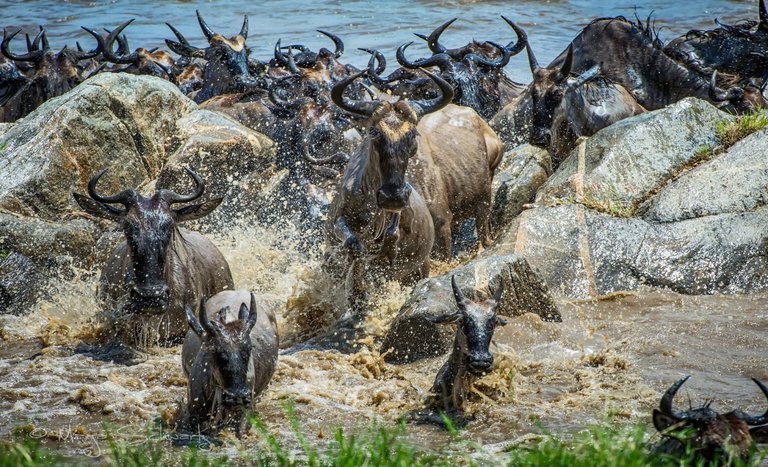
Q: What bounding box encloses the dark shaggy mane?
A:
[585,14,664,49]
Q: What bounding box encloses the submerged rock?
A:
[381,253,561,363]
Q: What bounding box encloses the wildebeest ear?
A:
[73,192,125,221]
[652,409,679,432]
[172,198,223,222]
[428,312,462,325]
[185,305,205,338]
[750,425,768,443]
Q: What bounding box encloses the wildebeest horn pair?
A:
[187,293,258,341]
[197,9,247,41]
[416,16,526,65]
[331,68,454,118]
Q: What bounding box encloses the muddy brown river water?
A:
[1,222,766,460]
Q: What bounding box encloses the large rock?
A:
[381,253,561,363]
[641,126,768,222]
[155,109,277,228]
[0,73,196,219]
[536,98,732,208]
[491,144,551,232]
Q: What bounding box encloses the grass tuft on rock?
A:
[716,110,768,148]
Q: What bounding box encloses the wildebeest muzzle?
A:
[377,182,412,212]
[222,389,252,408]
[129,284,170,313]
[468,353,494,376]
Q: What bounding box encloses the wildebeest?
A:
[180,290,278,437]
[332,69,503,260]
[653,376,768,462]
[395,16,527,120]
[0,27,101,121]
[664,0,768,85]
[545,16,751,113]
[83,20,176,79]
[73,167,234,347]
[414,275,506,427]
[165,10,266,103]
[523,35,645,157]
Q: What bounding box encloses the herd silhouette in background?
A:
[3,1,768,461]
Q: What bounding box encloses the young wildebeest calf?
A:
[653,376,768,463]
[414,275,506,426]
[180,290,279,437]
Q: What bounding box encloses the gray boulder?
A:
[492,144,551,232]
[381,253,561,363]
[536,98,732,209]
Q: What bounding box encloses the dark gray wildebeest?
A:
[412,275,506,427]
[0,26,101,122]
[332,69,503,261]
[179,290,278,437]
[544,16,752,114]
[73,167,234,348]
[523,36,645,161]
[165,10,266,103]
[395,16,527,120]
[664,1,768,105]
[653,376,768,463]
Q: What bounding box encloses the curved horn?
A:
[500,16,528,57]
[465,41,509,68]
[408,68,454,118]
[659,375,691,419]
[239,15,248,40]
[198,297,217,336]
[396,41,451,70]
[161,167,205,204]
[2,29,45,62]
[425,18,457,54]
[317,29,343,58]
[331,71,379,117]
[526,32,540,74]
[451,275,471,310]
[743,378,768,425]
[165,23,205,58]
[359,47,386,75]
[245,292,258,334]
[274,39,300,74]
[196,10,215,42]
[87,168,135,206]
[560,44,574,78]
[95,20,139,65]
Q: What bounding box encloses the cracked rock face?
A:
[497,99,768,299]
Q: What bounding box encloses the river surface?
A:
[0,0,759,81]
[1,0,767,461]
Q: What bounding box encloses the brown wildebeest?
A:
[332,69,503,260]
[180,290,278,437]
[653,376,768,463]
[325,70,453,316]
[411,275,506,427]
[395,16,527,120]
[73,167,233,347]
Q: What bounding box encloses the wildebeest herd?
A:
[3,2,768,462]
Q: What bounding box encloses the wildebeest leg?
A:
[380,213,401,264]
[432,214,453,260]
[334,215,365,257]
[345,258,369,320]
[476,198,493,249]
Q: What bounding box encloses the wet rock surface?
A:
[382,253,561,363]
[0,253,41,315]
[491,144,551,232]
